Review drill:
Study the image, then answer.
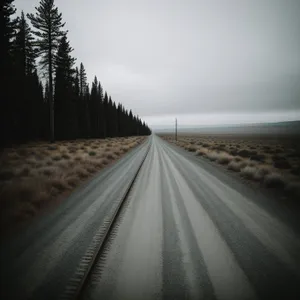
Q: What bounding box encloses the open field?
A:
[0,136,145,231]
[161,133,300,199]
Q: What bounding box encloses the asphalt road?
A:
[1,135,300,300]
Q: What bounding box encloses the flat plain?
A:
[161,132,300,200]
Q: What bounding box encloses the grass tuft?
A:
[88,151,97,156]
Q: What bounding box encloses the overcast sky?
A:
[14,0,300,128]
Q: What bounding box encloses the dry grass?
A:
[0,136,146,230]
[161,134,300,198]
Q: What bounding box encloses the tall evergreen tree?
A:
[12,12,41,140]
[79,63,90,137]
[97,82,104,138]
[103,92,109,138]
[90,76,98,137]
[54,34,77,139]
[74,67,80,98]
[27,0,66,142]
[1,0,17,66]
[13,11,36,76]
[84,83,91,138]
[79,63,87,97]
[1,0,17,146]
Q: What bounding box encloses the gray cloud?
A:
[14,0,300,126]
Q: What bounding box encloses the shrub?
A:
[184,144,197,152]
[74,155,83,161]
[66,176,81,188]
[234,156,242,162]
[250,153,265,162]
[263,146,271,151]
[89,151,97,156]
[120,146,129,153]
[216,153,233,165]
[206,152,219,161]
[237,149,252,158]
[264,173,285,188]
[241,166,257,179]
[229,149,238,156]
[50,178,69,192]
[102,158,109,165]
[67,146,78,153]
[46,160,53,166]
[52,155,62,161]
[114,149,121,156]
[40,167,56,177]
[106,153,116,160]
[86,166,96,173]
[73,166,89,179]
[228,161,242,172]
[257,165,272,176]
[247,160,257,167]
[62,153,71,160]
[26,157,39,166]
[47,145,57,151]
[93,160,104,169]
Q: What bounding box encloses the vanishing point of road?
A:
[1,135,300,300]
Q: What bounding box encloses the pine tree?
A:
[1,0,17,66]
[73,67,83,137]
[54,34,77,139]
[27,0,66,142]
[78,63,90,137]
[12,12,40,140]
[103,92,109,138]
[97,82,104,138]
[74,67,80,98]
[1,0,18,146]
[13,11,37,76]
[79,63,87,97]
[84,83,91,138]
[90,76,98,137]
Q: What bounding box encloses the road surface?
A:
[1,135,300,300]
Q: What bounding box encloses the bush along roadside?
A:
[162,136,300,199]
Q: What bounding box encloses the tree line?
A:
[1,0,151,146]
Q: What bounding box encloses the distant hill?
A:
[156,120,300,135]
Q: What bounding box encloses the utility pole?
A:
[175,118,177,141]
